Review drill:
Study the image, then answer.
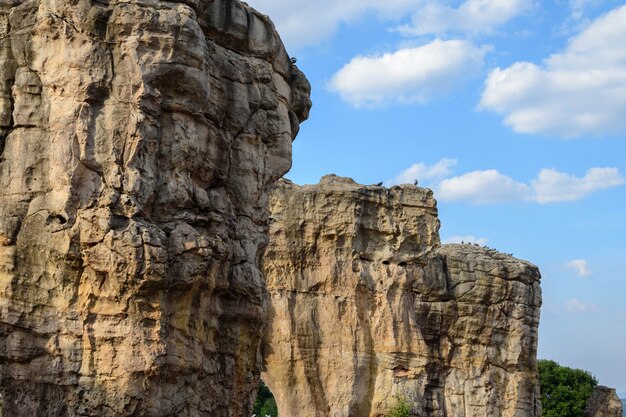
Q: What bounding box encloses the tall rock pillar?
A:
[0,1,310,415]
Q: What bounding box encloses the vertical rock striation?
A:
[585,386,624,417]
[262,175,542,417]
[0,1,310,415]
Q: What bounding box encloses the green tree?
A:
[259,398,278,417]
[538,359,598,417]
[252,381,278,417]
[386,395,411,417]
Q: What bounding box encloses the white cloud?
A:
[437,170,530,204]
[570,0,591,20]
[480,4,626,138]
[397,0,534,36]
[532,167,625,203]
[565,259,593,277]
[246,0,424,50]
[387,158,457,185]
[567,0,605,24]
[247,0,531,49]
[566,298,599,313]
[328,40,488,107]
[443,235,489,245]
[390,160,624,205]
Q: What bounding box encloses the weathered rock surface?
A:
[262,175,542,417]
[0,0,310,416]
[585,386,624,417]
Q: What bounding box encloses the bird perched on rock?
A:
[376,182,383,186]
[414,179,418,185]
[290,57,297,65]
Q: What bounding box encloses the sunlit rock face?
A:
[262,176,542,417]
[0,0,310,415]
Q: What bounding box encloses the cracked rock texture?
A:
[0,0,310,415]
[262,175,542,417]
[584,386,623,417]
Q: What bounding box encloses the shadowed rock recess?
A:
[262,176,542,417]
[0,0,310,415]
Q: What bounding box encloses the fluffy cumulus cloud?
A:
[387,158,457,185]
[565,259,592,277]
[246,0,424,49]
[566,298,599,313]
[397,0,534,36]
[443,235,489,245]
[532,168,625,203]
[438,170,530,204]
[328,40,489,107]
[249,0,529,105]
[389,159,624,205]
[480,5,626,138]
[247,0,529,49]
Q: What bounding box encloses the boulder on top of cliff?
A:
[0,1,310,416]
[585,386,624,417]
[262,177,542,417]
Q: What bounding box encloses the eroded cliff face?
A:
[0,0,310,415]
[585,386,624,417]
[262,175,542,417]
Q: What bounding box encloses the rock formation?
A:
[262,175,542,417]
[585,386,624,417]
[0,0,310,415]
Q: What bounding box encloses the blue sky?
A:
[247,0,626,394]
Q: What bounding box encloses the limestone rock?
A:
[0,1,310,416]
[262,176,542,417]
[585,386,623,417]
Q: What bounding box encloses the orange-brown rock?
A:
[0,1,310,415]
[262,176,542,417]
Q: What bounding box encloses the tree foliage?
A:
[538,359,598,417]
[386,395,411,417]
[252,380,278,417]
